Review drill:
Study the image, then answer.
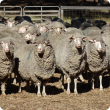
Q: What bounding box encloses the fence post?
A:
[61,9,63,20]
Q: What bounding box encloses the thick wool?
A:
[0,38,14,79]
[65,27,83,35]
[1,29,26,44]
[82,27,101,36]
[26,26,40,35]
[55,36,86,77]
[86,36,108,73]
[102,33,110,69]
[14,43,55,84]
[48,32,86,77]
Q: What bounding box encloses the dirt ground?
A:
[0,72,110,110]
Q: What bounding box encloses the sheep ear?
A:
[89,39,93,43]
[4,21,7,24]
[14,21,18,25]
[34,42,38,46]
[69,35,75,40]
[93,40,96,43]
[10,40,15,45]
[82,37,86,41]
[45,40,51,45]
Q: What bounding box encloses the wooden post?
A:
[61,9,64,20]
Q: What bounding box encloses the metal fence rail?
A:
[23,6,60,21]
[0,6,22,18]
[60,6,110,23]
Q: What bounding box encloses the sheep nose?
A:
[25,36,27,39]
[18,29,20,33]
[5,48,9,52]
[78,43,81,46]
[38,48,41,51]
[99,48,102,51]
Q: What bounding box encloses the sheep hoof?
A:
[13,79,16,85]
[61,85,64,89]
[74,92,78,96]
[42,93,47,97]
[100,88,103,91]
[37,93,41,97]
[2,94,6,98]
[18,91,21,93]
[67,90,70,94]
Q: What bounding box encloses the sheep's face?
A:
[18,25,29,33]
[55,27,62,34]
[25,33,36,41]
[39,26,47,32]
[70,36,83,48]
[1,41,14,53]
[89,39,102,53]
[37,43,46,54]
[35,40,50,54]
[7,21,16,28]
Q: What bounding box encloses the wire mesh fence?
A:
[61,6,110,23]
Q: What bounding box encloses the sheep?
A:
[79,22,93,30]
[16,20,33,33]
[14,36,55,96]
[82,27,101,36]
[71,18,82,28]
[48,32,86,94]
[0,16,6,24]
[48,21,66,34]
[24,26,41,44]
[65,27,83,35]
[1,29,26,44]
[4,18,18,28]
[0,37,15,97]
[101,31,110,86]
[86,35,109,90]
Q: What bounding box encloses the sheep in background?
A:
[0,38,15,97]
[17,21,33,33]
[14,36,55,96]
[4,18,18,28]
[82,27,101,36]
[86,35,109,90]
[24,26,41,44]
[65,27,83,35]
[49,21,66,34]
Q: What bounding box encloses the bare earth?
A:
[0,73,110,110]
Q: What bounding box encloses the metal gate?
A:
[23,6,60,21]
[0,6,22,18]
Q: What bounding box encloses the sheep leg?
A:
[74,78,78,95]
[60,74,64,89]
[1,76,8,97]
[13,74,17,85]
[37,82,41,97]
[99,75,103,91]
[67,77,71,94]
[79,74,85,82]
[18,79,22,93]
[92,74,95,90]
[42,85,47,97]
[1,82,6,96]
